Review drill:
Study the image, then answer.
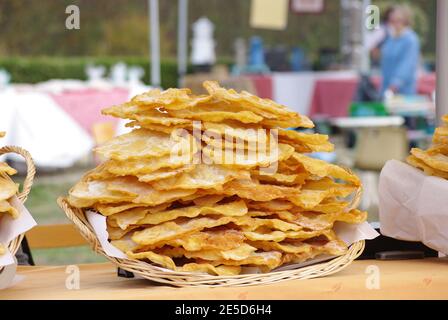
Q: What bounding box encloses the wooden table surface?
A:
[2,259,448,300]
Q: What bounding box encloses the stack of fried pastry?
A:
[0,132,20,255]
[407,115,448,179]
[66,81,367,275]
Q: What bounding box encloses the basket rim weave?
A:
[0,146,36,257]
[58,180,366,287]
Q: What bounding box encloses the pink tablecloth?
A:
[371,73,436,97]
[246,75,273,99]
[309,78,359,117]
[416,73,436,96]
[50,88,129,135]
[309,73,436,118]
[245,72,436,118]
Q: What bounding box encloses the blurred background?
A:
[0,0,439,264]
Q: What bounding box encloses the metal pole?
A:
[360,0,371,74]
[149,0,161,87]
[340,0,350,67]
[177,0,188,87]
[436,0,448,123]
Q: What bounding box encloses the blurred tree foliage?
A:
[0,0,436,59]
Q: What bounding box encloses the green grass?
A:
[26,181,73,225]
[31,247,106,265]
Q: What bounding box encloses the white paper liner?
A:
[87,210,378,275]
[379,160,448,254]
[86,212,127,259]
[0,262,17,290]
[0,248,14,267]
[0,196,36,289]
[0,196,37,267]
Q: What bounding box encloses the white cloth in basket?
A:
[379,160,448,254]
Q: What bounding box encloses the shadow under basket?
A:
[58,196,365,287]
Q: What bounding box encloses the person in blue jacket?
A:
[380,5,420,97]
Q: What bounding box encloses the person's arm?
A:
[389,36,420,92]
[365,26,387,51]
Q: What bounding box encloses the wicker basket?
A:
[0,146,36,256]
[59,181,365,287]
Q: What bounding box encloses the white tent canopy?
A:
[0,89,93,168]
